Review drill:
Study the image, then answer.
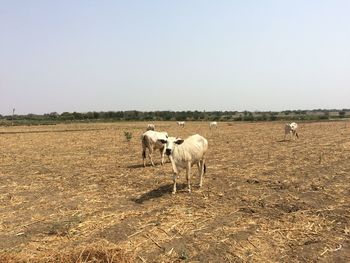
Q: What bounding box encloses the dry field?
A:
[0,121,350,262]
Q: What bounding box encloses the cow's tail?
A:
[204,163,206,174]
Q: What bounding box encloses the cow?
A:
[141,130,168,167]
[158,134,208,194]
[146,123,155,131]
[177,121,185,127]
[284,122,299,140]
[209,121,218,129]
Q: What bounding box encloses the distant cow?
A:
[177,121,185,127]
[158,134,208,194]
[141,130,168,167]
[284,122,299,140]
[209,121,218,129]
[146,123,155,131]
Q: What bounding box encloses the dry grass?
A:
[0,241,132,262]
[0,121,350,262]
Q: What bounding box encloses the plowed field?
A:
[1,121,349,262]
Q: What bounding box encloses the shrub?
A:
[124,131,133,142]
[339,111,346,118]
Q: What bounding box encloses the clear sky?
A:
[1,1,349,115]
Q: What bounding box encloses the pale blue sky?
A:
[1,1,349,114]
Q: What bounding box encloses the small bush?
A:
[124,131,133,142]
[339,111,346,118]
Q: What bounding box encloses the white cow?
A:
[284,122,299,140]
[177,121,185,127]
[146,123,155,131]
[209,121,218,129]
[158,134,208,194]
[141,130,168,167]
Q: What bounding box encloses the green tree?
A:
[339,111,346,118]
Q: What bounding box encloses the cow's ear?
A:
[175,139,184,145]
[158,139,167,144]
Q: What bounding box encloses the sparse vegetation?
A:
[124,131,133,142]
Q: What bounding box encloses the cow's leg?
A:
[199,160,205,187]
[186,162,192,193]
[159,147,165,165]
[172,173,177,194]
[169,156,179,194]
[142,148,147,167]
[148,148,155,166]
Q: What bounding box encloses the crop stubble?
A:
[0,121,349,262]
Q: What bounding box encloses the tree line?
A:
[0,109,349,126]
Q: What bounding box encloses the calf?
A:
[159,134,208,194]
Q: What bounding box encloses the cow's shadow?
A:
[127,164,145,169]
[126,163,162,169]
[276,139,290,143]
[132,183,186,204]
[127,160,171,169]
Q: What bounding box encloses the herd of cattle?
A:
[140,121,299,194]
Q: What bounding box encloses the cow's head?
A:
[158,137,184,155]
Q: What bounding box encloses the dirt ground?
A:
[0,121,349,262]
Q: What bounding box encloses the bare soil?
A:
[0,121,349,262]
